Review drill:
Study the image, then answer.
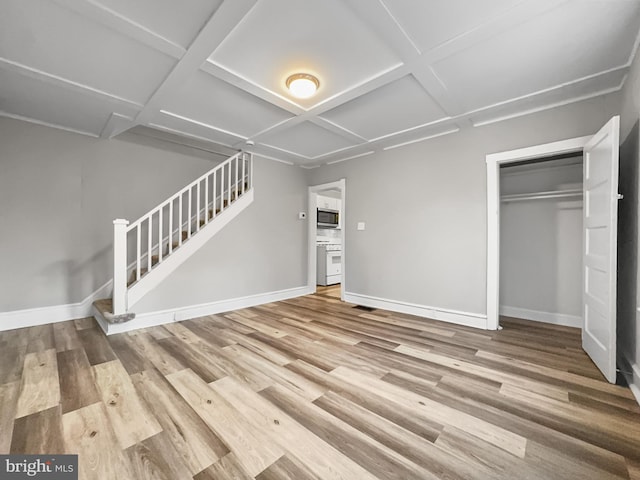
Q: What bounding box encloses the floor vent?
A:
[353,305,376,312]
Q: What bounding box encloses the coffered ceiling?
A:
[1,0,639,166]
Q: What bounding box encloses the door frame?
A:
[485,136,591,330]
[308,179,346,300]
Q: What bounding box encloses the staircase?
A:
[95,151,254,324]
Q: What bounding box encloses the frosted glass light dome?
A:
[286,74,319,99]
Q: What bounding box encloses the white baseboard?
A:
[101,285,314,335]
[617,351,640,407]
[0,281,112,332]
[344,292,487,329]
[499,305,582,328]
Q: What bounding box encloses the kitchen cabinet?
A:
[317,195,338,210]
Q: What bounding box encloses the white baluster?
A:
[212,169,217,218]
[204,174,209,225]
[196,180,201,232]
[147,215,152,271]
[136,224,141,281]
[227,162,231,206]
[235,155,239,197]
[250,153,253,190]
[241,153,246,195]
[168,199,173,254]
[188,186,192,238]
[158,207,163,263]
[113,219,129,315]
[178,193,183,247]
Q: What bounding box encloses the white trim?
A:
[159,110,247,140]
[0,56,143,108]
[51,0,186,59]
[98,286,313,335]
[147,123,235,149]
[617,349,640,407]
[326,151,375,165]
[344,292,487,330]
[308,180,346,302]
[0,111,99,138]
[499,306,582,328]
[471,85,623,128]
[0,281,112,332]
[249,151,295,166]
[382,128,460,151]
[485,135,590,330]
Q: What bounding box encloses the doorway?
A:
[307,179,346,301]
[486,117,621,383]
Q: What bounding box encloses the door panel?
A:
[582,115,620,383]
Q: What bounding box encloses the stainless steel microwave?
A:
[317,208,339,228]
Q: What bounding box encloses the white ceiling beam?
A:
[101,112,134,139]
[343,0,420,60]
[309,117,367,144]
[51,0,185,59]
[420,0,571,64]
[201,61,305,116]
[0,110,99,138]
[342,0,462,117]
[0,56,142,111]
[109,0,258,138]
[243,64,410,145]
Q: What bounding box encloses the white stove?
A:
[317,242,342,286]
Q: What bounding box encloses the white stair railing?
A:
[113,151,253,314]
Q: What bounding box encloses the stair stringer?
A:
[126,188,253,310]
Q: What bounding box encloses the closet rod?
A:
[501,188,582,203]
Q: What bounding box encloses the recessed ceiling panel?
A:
[469,68,627,126]
[321,75,448,140]
[261,122,360,158]
[381,0,521,53]
[0,70,133,136]
[0,0,176,104]
[432,0,640,112]
[162,71,293,138]
[92,0,223,48]
[209,0,402,109]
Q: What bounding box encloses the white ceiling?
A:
[1,0,639,167]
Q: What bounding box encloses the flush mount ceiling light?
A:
[286,73,319,99]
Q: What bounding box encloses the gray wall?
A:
[0,117,221,312]
[307,93,620,317]
[499,161,583,319]
[619,45,640,378]
[134,156,308,313]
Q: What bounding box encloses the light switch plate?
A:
[357,222,365,231]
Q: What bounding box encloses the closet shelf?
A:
[501,188,582,203]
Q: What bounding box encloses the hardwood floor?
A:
[1,291,640,479]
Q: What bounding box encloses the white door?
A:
[582,115,620,383]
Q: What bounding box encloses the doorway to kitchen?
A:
[307,179,345,301]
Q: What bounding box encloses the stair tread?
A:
[93,297,135,324]
[93,298,113,315]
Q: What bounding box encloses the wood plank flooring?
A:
[1,285,640,479]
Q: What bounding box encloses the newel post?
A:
[113,218,129,315]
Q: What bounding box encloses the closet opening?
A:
[499,152,584,329]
